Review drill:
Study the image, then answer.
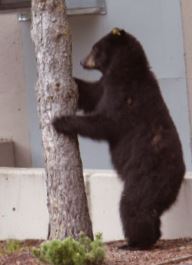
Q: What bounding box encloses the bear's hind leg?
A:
[120,188,161,250]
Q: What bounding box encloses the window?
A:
[0,0,106,15]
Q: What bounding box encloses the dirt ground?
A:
[0,238,192,265]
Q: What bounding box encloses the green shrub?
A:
[33,233,105,265]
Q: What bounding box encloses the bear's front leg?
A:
[53,116,76,135]
[74,78,103,113]
[53,114,113,141]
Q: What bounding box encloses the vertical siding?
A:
[181,0,192,146]
[16,0,192,169]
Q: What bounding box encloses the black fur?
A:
[53,29,185,250]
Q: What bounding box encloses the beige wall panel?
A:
[0,14,31,167]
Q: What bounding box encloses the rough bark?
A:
[31,0,93,240]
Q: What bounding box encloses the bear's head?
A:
[81,28,148,75]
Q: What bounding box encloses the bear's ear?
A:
[111,27,125,37]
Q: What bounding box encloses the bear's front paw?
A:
[52,116,75,135]
[52,117,64,133]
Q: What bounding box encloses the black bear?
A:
[53,28,185,250]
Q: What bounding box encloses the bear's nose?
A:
[80,54,95,69]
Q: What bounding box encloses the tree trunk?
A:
[31,0,93,240]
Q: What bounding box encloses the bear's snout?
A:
[80,52,96,69]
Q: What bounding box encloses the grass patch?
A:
[0,239,42,257]
[6,240,22,254]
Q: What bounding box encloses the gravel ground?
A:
[0,238,192,265]
[104,239,192,265]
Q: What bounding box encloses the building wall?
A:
[0,0,191,170]
[68,0,192,169]
[0,14,31,167]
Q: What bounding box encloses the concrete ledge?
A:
[161,178,192,239]
[0,168,191,241]
[0,168,49,239]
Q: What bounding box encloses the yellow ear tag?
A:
[112,28,121,36]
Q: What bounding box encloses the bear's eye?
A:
[92,46,100,58]
[92,46,98,53]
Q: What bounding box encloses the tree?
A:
[31,0,93,240]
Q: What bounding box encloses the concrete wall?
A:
[0,2,192,242]
[0,14,31,167]
[0,168,192,241]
